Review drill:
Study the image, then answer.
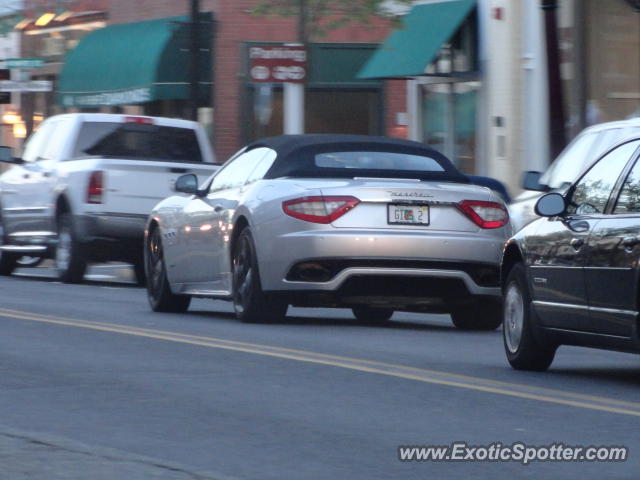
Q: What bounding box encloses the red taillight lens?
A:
[457,200,508,229]
[87,170,104,204]
[282,195,360,224]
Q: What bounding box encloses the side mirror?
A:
[0,146,21,164]
[522,171,549,192]
[174,173,199,195]
[535,192,566,217]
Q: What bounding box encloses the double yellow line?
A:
[2,307,640,417]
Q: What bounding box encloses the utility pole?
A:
[188,0,199,121]
[298,0,307,44]
[283,0,306,134]
[540,0,567,159]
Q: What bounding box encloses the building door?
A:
[421,81,479,173]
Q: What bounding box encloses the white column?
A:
[283,82,304,134]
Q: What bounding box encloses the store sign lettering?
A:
[62,87,151,107]
[248,45,307,84]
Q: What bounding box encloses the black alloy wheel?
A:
[232,228,287,323]
[145,227,191,313]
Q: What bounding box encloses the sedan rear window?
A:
[73,122,203,163]
[315,151,445,172]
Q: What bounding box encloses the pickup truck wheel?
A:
[503,263,556,371]
[352,307,394,323]
[450,299,503,330]
[145,228,190,313]
[232,229,287,323]
[0,219,17,276]
[16,256,43,267]
[133,258,146,286]
[55,213,87,283]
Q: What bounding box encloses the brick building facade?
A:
[23,0,407,162]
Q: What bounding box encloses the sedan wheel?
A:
[232,229,287,323]
[145,227,191,313]
[503,263,556,371]
[55,213,87,283]
[504,279,525,354]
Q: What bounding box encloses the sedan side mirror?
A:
[522,171,549,192]
[535,192,566,217]
[174,173,199,195]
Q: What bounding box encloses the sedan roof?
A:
[248,134,469,183]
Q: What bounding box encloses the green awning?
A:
[58,15,211,108]
[358,0,475,79]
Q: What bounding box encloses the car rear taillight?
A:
[282,195,360,224]
[87,170,104,204]
[457,200,508,229]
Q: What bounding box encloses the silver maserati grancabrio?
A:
[144,135,510,329]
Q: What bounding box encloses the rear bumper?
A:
[257,228,505,300]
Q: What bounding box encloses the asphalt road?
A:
[1,264,639,480]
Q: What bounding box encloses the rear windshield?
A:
[315,151,445,172]
[264,144,467,183]
[72,122,203,163]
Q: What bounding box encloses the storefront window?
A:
[244,86,382,143]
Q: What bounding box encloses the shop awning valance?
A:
[58,15,211,108]
[358,0,476,79]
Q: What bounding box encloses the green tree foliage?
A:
[251,0,413,42]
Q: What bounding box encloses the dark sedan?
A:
[501,135,640,370]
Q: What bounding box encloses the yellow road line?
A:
[1,307,640,417]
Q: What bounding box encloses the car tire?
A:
[0,216,17,276]
[450,299,502,330]
[145,227,191,313]
[55,212,88,283]
[503,263,556,371]
[232,228,287,323]
[352,307,394,323]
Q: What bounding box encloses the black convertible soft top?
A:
[246,134,469,183]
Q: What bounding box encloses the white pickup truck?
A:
[0,113,218,284]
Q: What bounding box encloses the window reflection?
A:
[614,142,640,213]
[568,141,640,215]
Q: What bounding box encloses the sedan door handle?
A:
[213,204,224,212]
[570,238,584,250]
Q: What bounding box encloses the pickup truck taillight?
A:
[86,171,104,204]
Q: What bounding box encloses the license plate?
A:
[387,204,430,225]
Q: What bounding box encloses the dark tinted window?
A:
[265,144,466,183]
[315,151,445,172]
[568,140,639,215]
[613,140,640,213]
[72,122,203,162]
